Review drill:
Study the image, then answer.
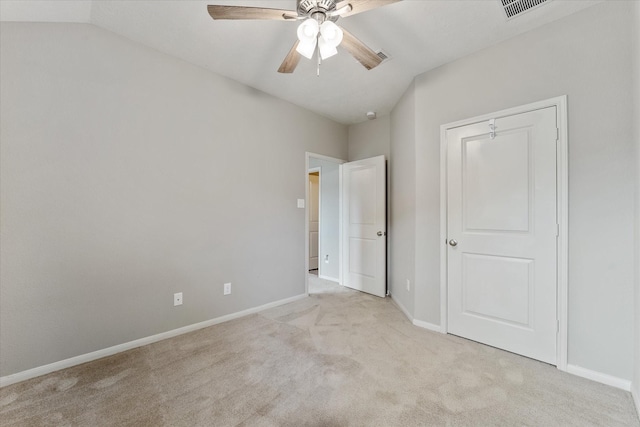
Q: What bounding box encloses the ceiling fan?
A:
[207,0,401,74]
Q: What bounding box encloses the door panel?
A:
[462,253,533,328]
[349,237,376,277]
[447,107,557,364]
[349,167,377,225]
[342,156,386,297]
[464,131,531,232]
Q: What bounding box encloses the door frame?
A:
[308,167,322,275]
[305,152,346,295]
[439,96,569,371]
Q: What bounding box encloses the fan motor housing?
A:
[297,0,338,20]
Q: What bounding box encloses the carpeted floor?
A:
[1,289,638,426]
[308,274,350,294]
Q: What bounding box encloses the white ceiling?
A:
[1,0,602,124]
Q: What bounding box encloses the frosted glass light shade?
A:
[296,39,317,59]
[297,18,319,43]
[320,21,343,47]
[318,36,338,59]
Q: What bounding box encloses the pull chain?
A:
[316,36,321,76]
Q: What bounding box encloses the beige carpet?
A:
[308,274,350,294]
[1,290,638,426]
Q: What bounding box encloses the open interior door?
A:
[341,155,386,297]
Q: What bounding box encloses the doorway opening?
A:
[304,153,388,297]
[305,153,345,295]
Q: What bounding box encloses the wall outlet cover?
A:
[174,292,183,306]
[224,283,231,295]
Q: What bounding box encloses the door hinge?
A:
[556,224,559,237]
[557,320,560,333]
[489,118,496,140]
[556,128,560,141]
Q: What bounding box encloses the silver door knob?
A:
[377,231,385,237]
[449,239,458,247]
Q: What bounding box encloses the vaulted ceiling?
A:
[1,0,602,124]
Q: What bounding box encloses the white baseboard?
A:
[413,319,445,334]
[0,293,308,388]
[390,294,445,334]
[318,275,340,283]
[566,364,632,392]
[390,294,412,322]
[633,382,640,420]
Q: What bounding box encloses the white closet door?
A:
[447,107,558,364]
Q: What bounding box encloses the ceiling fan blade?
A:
[207,5,298,21]
[333,0,401,18]
[278,41,302,74]
[340,27,383,70]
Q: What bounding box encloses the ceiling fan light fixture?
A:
[206,0,400,74]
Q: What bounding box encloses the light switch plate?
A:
[297,199,305,209]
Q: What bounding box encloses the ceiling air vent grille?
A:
[376,51,389,62]
[501,0,549,19]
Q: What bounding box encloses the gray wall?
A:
[347,115,390,162]
[391,1,636,380]
[0,23,348,377]
[633,0,640,409]
[389,84,416,317]
[308,157,341,281]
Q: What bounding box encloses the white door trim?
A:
[439,96,569,371]
[305,152,346,296]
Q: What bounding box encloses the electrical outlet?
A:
[224,283,231,295]
[174,292,183,306]
[406,279,410,292]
